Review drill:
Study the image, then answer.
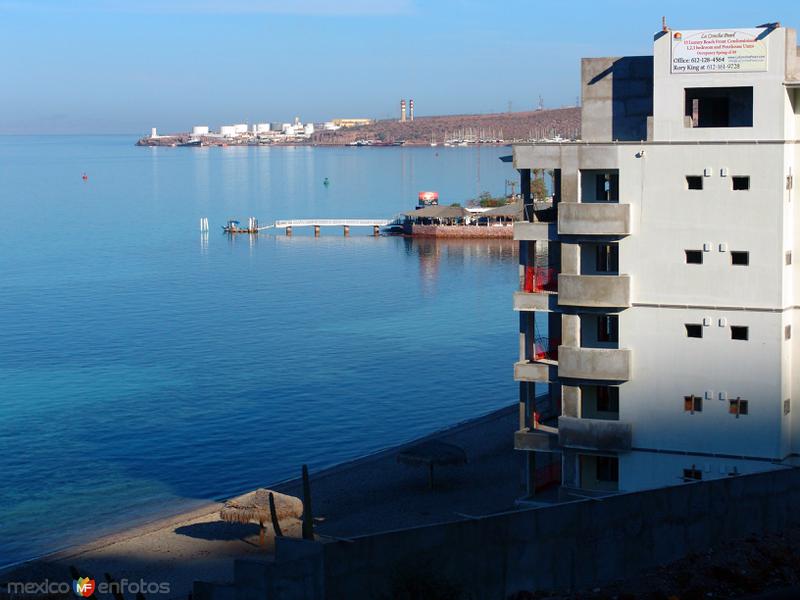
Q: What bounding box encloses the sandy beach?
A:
[1,404,523,599]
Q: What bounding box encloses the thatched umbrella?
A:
[220,488,303,545]
[397,441,467,489]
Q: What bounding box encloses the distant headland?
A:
[135,107,580,147]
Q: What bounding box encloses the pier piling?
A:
[314,225,320,237]
[343,225,350,237]
[286,226,292,236]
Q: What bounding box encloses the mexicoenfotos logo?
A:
[5,577,170,597]
[73,577,96,597]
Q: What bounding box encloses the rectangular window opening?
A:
[731,326,749,341]
[685,87,754,128]
[785,399,791,415]
[685,250,703,264]
[595,456,619,483]
[786,325,792,340]
[685,324,703,338]
[597,315,619,343]
[731,251,749,266]
[732,176,750,190]
[786,251,792,266]
[682,467,703,481]
[686,175,703,190]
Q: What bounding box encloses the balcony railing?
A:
[557,416,632,452]
[557,346,632,381]
[557,202,631,236]
[557,274,631,308]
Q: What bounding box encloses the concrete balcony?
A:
[513,360,552,383]
[557,203,631,236]
[513,291,553,312]
[514,426,559,451]
[557,346,632,381]
[557,274,631,308]
[557,416,632,452]
[513,221,554,241]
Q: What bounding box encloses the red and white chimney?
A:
[409,99,414,121]
[400,99,406,122]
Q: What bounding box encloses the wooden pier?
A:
[211,218,391,236]
[274,219,390,236]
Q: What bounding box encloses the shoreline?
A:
[0,403,517,580]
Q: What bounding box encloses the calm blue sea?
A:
[0,136,518,568]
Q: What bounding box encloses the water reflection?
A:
[403,236,517,294]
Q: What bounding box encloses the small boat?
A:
[222,218,260,234]
[178,139,202,147]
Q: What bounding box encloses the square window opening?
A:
[731,326,749,341]
[686,176,703,190]
[731,251,749,266]
[684,395,703,413]
[596,386,620,413]
[685,324,703,338]
[594,244,619,273]
[732,176,750,190]
[685,250,703,264]
[729,399,749,416]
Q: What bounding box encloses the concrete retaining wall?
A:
[195,467,800,600]
[411,224,514,238]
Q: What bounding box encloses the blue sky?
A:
[2,0,800,134]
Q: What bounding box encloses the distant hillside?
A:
[312,107,581,145]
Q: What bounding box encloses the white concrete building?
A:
[512,23,800,497]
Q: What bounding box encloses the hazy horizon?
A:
[2,0,800,134]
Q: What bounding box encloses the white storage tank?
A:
[192,125,209,136]
[220,125,236,137]
[233,123,248,134]
[256,123,271,133]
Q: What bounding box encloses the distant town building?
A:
[512,23,800,497]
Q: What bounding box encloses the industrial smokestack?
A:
[409,99,414,121]
[400,99,406,122]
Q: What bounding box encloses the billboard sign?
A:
[418,191,439,206]
[671,28,768,74]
